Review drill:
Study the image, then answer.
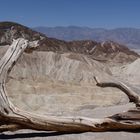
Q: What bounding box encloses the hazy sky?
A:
[0,0,140,28]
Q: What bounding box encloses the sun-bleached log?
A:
[0,38,140,133]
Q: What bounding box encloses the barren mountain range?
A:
[0,22,139,64]
[34,26,140,49]
[1,21,140,139]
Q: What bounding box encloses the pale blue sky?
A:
[0,0,140,28]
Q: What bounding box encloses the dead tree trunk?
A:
[0,38,140,133]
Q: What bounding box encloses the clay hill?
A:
[0,22,140,140]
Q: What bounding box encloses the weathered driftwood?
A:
[0,38,140,133]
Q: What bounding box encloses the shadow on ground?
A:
[0,130,140,139]
[0,131,84,139]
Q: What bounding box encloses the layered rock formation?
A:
[6,50,128,114]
